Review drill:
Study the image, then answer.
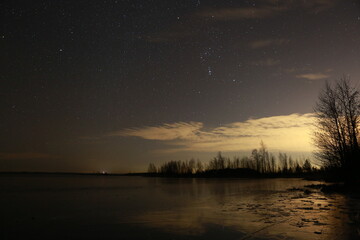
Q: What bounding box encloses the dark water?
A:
[0,175,359,239]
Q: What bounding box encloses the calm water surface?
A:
[1,175,359,239]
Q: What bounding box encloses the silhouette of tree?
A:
[270,155,276,173]
[207,152,226,170]
[314,76,360,178]
[147,163,157,173]
[196,159,204,173]
[279,152,288,173]
[150,142,319,177]
[302,159,312,173]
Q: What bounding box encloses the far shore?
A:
[0,169,322,179]
[0,171,143,176]
[2,171,360,194]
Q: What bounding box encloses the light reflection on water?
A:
[1,175,359,239]
[128,178,360,240]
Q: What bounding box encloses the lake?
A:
[1,174,359,239]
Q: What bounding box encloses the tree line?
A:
[147,142,314,177]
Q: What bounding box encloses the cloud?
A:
[195,0,338,21]
[196,7,285,20]
[250,39,289,49]
[260,0,338,12]
[293,0,338,12]
[112,113,316,153]
[296,73,330,80]
[0,152,58,160]
[145,0,338,43]
[251,58,280,66]
[110,122,203,141]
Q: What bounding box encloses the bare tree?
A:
[314,76,360,174]
[302,159,312,173]
[147,163,157,173]
[196,159,204,173]
[207,152,226,170]
[279,152,288,173]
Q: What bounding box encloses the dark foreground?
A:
[1,174,359,240]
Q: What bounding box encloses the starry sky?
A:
[1,0,360,173]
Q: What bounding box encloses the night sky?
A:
[2,0,360,173]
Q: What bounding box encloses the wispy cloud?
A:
[252,58,280,67]
[294,0,339,13]
[0,152,58,160]
[145,0,338,43]
[250,39,289,49]
[111,113,316,153]
[196,0,338,21]
[110,122,203,141]
[296,73,330,80]
[196,6,285,20]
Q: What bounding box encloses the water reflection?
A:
[131,178,360,240]
[1,175,359,239]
